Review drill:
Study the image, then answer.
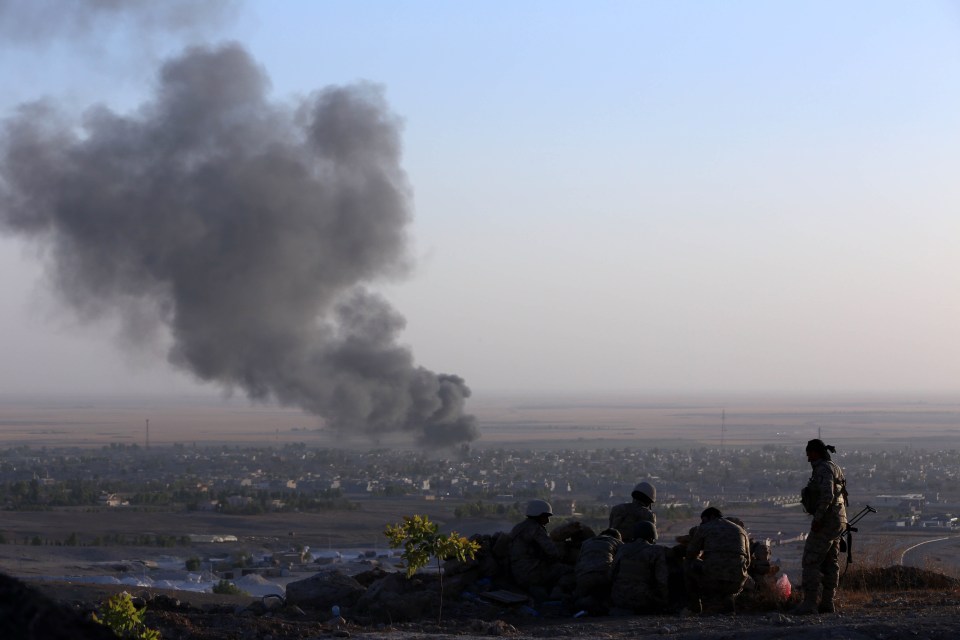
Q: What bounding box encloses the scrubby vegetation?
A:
[93,592,160,640]
[211,579,248,596]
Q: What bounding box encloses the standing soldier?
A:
[685,507,749,614]
[792,439,847,615]
[610,521,669,613]
[609,480,656,542]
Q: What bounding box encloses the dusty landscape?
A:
[2,392,960,638]
[3,392,960,449]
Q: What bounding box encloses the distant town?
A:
[2,442,957,538]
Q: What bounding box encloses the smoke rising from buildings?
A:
[0,43,478,447]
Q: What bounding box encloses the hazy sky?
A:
[1,0,959,399]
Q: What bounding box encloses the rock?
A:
[0,572,116,640]
[767,612,795,625]
[354,572,439,622]
[246,600,268,615]
[285,571,366,610]
[353,567,391,587]
[485,619,517,636]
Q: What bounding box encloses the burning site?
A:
[0,42,478,448]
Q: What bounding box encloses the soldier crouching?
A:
[572,528,622,615]
[684,507,749,614]
[508,500,575,603]
[610,521,670,614]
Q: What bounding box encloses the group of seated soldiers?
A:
[484,481,783,615]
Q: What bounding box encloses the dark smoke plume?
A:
[0,43,478,447]
[0,0,239,45]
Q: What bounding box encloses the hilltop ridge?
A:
[11,568,960,640]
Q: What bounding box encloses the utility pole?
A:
[145,419,150,450]
[720,409,726,452]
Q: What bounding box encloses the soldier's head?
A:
[676,525,697,545]
[805,439,836,462]
[700,506,723,523]
[524,499,553,524]
[600,528,622,541]
[633,521,658,544]
[631,480,656,505]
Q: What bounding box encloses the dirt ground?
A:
[22,578,960,640]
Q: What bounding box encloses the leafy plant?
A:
[384,514,480,622]
[92,592,160,640]
[212,579,249,596]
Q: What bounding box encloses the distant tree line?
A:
[0,479,358,513]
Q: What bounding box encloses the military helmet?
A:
[631,481,657,503]
[633,520,658,543]
[525,499,553,517]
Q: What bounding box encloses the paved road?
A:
[898,534,960,574]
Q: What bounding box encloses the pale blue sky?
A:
[1,0,959,397]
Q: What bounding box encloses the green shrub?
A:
[212,579,248,596]
[384,514,480,622]
[184,556,201,571]
[92,592,160,640]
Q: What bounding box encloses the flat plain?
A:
[3,392,960,450]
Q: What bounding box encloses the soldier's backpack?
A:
[801,461,848,515]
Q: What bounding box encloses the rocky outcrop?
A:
[283,570,366,611]
[0,572,116,640]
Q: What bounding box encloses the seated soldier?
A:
[573,528,622,615]
[609,481,657,542]
[551,520,597,565]
[685,507,750,614]
[610,521,669,614]
[508,499,574,601]
[666,526,699,611]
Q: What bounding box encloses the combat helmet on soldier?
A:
[634,520,658,544]
[609,480,657,542]
[632,481,657,504]
[525,499,553,518]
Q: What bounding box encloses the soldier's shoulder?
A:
[511,519,533,534]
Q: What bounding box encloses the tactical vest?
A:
[801,460,847,515]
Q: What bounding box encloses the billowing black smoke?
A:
[0,43,478,447]
[0,0,239,44]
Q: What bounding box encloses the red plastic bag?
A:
[776,573,792,600]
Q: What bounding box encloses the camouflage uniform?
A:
[610,539,669,613]
[685,517,749,608]
[800,458,847,596]
[574,532,622,598]
[508,518,569,589]
[609,501,656,542]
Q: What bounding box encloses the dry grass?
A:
[841,540,959,594]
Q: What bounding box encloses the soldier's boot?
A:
[789,589,819,615]
[818,589,836,613]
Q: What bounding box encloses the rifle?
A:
[837,505,876,567]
